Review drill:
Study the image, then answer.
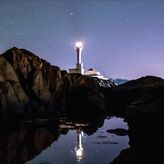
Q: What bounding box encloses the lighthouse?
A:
[76,41,83,64]
[75,41,84,74]
[69,41,84,74]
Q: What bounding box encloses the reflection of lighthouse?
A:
[69,41,84,74]
[75,129,83,161]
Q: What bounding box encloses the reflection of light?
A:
[75,147,83,161]
[75,41,83,49]
[75,128,84,161]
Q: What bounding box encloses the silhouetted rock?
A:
[119,76,164,89]
[110,148,136,164]
[107,76,164,163]
[107,128,128,136]
[106,76,164,117]
[110,115,164,164]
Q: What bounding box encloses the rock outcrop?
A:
[0,55,28,113]
[3,47,64,111]
[106,76,164,117]
[0,47,114,116]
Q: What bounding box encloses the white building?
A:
[69,41,107,80]
[85,68,108,80]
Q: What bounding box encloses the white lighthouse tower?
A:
[69,41,84,74]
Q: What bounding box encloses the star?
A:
[70,12,74,16]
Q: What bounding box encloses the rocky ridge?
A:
[0,47,115,116]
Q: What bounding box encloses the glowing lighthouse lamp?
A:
[75,41,84,74]
[69,41,84,74]
[75,41,83,64]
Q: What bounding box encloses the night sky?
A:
[0,0,164,79]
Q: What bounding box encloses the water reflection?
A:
[26,117,129,164]
[0,116,129,164]
[75,128,83,161]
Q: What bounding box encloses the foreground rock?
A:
[110,115,164,163]
[106,76,164,163]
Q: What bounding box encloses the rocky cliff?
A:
[0,47,115,116]
[0,55,28,114]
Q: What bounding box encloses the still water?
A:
[26,117,129,164]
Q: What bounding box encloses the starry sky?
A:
[0,0,164,79]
